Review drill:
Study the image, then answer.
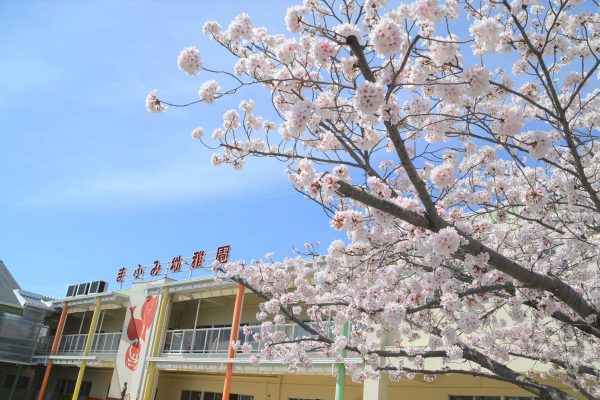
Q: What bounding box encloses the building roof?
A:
[0,260,22,310]
[13,289,49,310]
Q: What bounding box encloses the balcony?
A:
[35,332,121,355]
[162,323,323,355]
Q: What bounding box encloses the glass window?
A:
[55,379,65,393]
[289,398,323,400]
[232,395,254,400]
[81,381,92,396]
[3,375,30,389]
[52,379,91,395]
[506,398,538,400]
[449,397,475,400]
[180,390,251,400]
[180,391,191,400]
[476,397,501,400]
[190,392,202,400]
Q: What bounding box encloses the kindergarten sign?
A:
[115,245,231,284]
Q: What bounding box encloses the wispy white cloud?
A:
[13,154,285,209]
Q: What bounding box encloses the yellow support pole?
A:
[71,296,102,400]
[141,287,170,400]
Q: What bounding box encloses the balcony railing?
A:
[35,332,121,355]
[162,323,324,355]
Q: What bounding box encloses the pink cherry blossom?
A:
[370,18,403,57]
[177,47,202,76]
[354,82,385,114]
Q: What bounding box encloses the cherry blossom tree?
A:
[147,1,600,399]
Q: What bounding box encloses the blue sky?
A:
[0,0,341,298]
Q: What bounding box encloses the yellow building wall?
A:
[385,373,582,400]
[39,367,584,400]
[156,371,363,400]
[158,372,275,400]
[279,374,363,400]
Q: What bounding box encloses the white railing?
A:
[162,322,324,355]
[35,332,121,355]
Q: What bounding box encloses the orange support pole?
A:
[222,283,245,400]
[37,301,69,400]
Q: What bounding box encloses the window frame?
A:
[180,389,254,400]
[448,396,540,400]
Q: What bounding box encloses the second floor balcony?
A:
[162,322,324,356]
[35,331,121,355]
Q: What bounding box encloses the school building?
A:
[0,258,580,400]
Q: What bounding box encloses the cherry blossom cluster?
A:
[370,18,403,57]
[145,90,166,113]
[469,17,502,54]
[198,80,219,104]
[312,40,338,65]
[354,82,385,114]
[227,13,253,42]
[177,47,202,76]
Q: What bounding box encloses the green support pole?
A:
[7,364,22,400]
[335,322,349,400]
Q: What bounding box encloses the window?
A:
[449,397,539,400]
[180,391,253,400]
[3,375,30,390]
[54,379,92,396]
[289,398,323,400]
[450,397,482,400]
[506,398,540,400]
[230,395,254,400]
[180,391,203,400]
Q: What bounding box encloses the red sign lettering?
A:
[191,251,205,269]
[116,267,127,283]
[216,245,231,264]
[133,264,145,279]
[117,246,232,283]
[150,261,161,276]
[170,256,183,273]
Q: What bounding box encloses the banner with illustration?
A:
[107,281,161,400]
